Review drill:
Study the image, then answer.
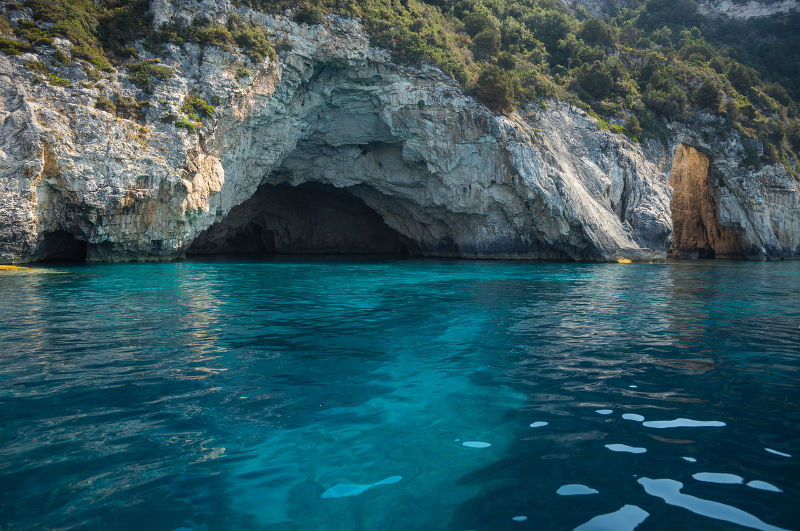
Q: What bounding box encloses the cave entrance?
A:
[188,182,417,257]
[35,231,88,263]
[668,144,743,259]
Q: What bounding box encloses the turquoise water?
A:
[0,260,798,530]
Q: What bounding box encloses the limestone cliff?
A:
[697,0,800,19]
[563,0,800,19]
[0,0,797,263]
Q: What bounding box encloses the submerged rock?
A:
[0,1,797,263]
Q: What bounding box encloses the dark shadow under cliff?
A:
[34,231,88,263]
[187,182,419,257]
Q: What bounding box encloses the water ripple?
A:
[1,260,799,529]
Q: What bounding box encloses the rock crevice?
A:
[669,144,744,259]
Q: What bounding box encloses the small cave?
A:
[188,182,418,257]
[34,230,88,263]
[668,144,744,259]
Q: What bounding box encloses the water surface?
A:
[0,260,798,529]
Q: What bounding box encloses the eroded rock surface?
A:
[565,0,800,19]
[697,0,800,19]
[669,144,743,258]
[0,0,797,263]
[645,117,800,259]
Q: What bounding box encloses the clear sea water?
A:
[0,259,798,530]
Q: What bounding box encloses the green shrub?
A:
[787,119,800,152]
[595,115,610,130]
[724,100,741,124]
[150,17,276,64]
[0,15,12,35]
[191,24,233,47]
[233,24,275,63]
[92,57,115,72]
[94,92,147,121]
[693,79,722,112]
[474,64,516,112]
[625,114,642,139]
[180,95,214,119]
[96,0,149,57]
[85,66,103,81]
[727,63,761,94]
[0,36,32,55]
[577,61,613,99]
[24,60,71,86]
[295,2,324,25]
[579,18,614,47]
[95,93,115,113]
[14,20,54,45]
[25,0,149,64]
[236,68,252,78]
[472,27,500,61]
[644,88,687,120]
[0,14,11,35]
[639,109,663,138]
[128,59,173,92]
[26,0,103,60]
[45,71,71,86]
[742,143,760,166]
[53,48,71,64]
[464,6,497,37]
[618,24,640,46]
[175,118,197,133]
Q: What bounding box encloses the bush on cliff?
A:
[127,59,172,92]
[3,0,799,169]
[474,64,517,113]
[694,79,722,112]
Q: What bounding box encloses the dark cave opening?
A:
[188,182,418,257]
[36,231,88,263]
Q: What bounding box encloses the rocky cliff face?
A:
[669,144,744,258]
[564,0,800,19]
[644,115,800,258]
[697,0,800,19]
[0,0,797,263]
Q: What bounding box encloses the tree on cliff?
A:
[474,64,516,113]
[694,80,723,112]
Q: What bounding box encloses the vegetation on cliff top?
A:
[0,0,798,170]
[265,0,799,169]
